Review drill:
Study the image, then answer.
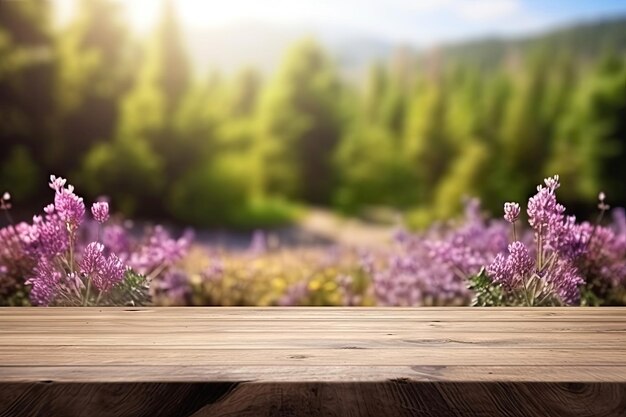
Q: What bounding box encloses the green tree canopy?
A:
[257,38,344,204]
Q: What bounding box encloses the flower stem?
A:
[2,209,13,226]
[587,206,607,253]
[146,262,167,282]
[536,226,543,270]
[522,275,532,306]
[84,277,91,307]
[68,225,76,275]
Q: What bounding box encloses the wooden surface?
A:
[0,307,625,416]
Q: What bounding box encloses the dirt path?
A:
[187,208,396,251]
[296,208,395,247]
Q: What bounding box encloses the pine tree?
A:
[0,0,54,200]
[403,76,454,205]
[498,50,551,202]
[81,0,190,215]
[429,65,491,218]
[55,0,133,176]
[552,54,626,208]
[257,38,344,204]
[228,68,261,118]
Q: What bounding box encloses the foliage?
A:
[1,1,626,230]
[0,0,55,203]
[363,198,509,306]
[483,176,626,306]
[154,175,626,307]
[54,0,133,177]
[467,268,504,307]
[257,38,345,204]
[2,174,626,307]
[0,175,190,306]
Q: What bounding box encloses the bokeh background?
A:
[2,0,626,231]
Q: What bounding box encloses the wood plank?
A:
[0,346,623,367]
[184,382,626,417]
[0,307,625,416]
[0,382,236,417]
[0,331,623,349]
[2,321,625,335]
[0,382,624,417]
[2,306,626,321]
[1,365,626,383]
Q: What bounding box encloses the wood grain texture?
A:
[0,307,625,416]
[0,382,624,417]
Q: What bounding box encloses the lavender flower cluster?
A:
[364,198,510,306]
[0,175,190,306]
[362,176,626,307]
[486,176,580,304]
[2,174,625,307]
[147,175,626,308]
[485,175,626,305]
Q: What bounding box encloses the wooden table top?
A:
[1,307,625,383]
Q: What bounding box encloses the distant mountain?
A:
[183,16,626,78]
[428,15,626,70]
[184,21,399,78]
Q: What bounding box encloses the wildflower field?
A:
[2,0,626,309]
[1,174,625,308]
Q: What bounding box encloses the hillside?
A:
[184,15,626,77]
[422,16,626,70]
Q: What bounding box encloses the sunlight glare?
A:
[121,0,309,32]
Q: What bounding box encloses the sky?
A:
[54,0,626,45]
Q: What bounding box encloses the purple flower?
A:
[93,253,126,293]
[54,186,85,228]
[504,202,521,223]
[544,175,560,191]
[526,175,581,258]
[80,241,126,293]
[80,242,105,276]
[487,252,512,287]
[368,199,507,306]
[25,257,62,306]
[91,202,109,223]
[508,241,533,276]
[527,180,564,230]
[29,214,68,257]
[546,258,584,305]
[102,224,131,255]
[486,239,584,304]
[66,272,84,295]
[128,226,191,274]
[203,260,224,283]
[249,230,267,254]
[48,175,67,192]
[486,241,534,290]
[485,176,594,305]
[152,269,191,305]
[611,208,626,237]
[579,221,626,289]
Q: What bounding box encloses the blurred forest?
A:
[1,0,626,229]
